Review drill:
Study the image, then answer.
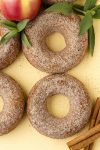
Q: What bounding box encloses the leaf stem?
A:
[92,4,100,11]
[73,6,86,15]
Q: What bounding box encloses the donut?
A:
[43,0,75,5]
[0,72,25,135]
[23,13,88,74]
[27,74,91,139]
[0,13,20,70]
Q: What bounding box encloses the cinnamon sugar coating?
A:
[23,12,88,73]
[27,74,91,139]
[0,73,25,135]
[0,14,20,70]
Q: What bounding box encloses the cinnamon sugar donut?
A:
[23,12,88,74]
[0,73,25,135]
[0,14,20,70]
[27,74,91,139]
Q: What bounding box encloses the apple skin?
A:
[0,0,41,21]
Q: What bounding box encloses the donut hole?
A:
[47,94,70,118]
[45,32,66,52]
[0,96,4,112]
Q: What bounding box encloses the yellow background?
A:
[0,0,100,150]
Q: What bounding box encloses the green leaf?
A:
[0,33,9,44]
[73,4,85,16]
[0,30,18,45]
[0,20,17,29]
[84,0,97,11]
[17,19,29,32]
[21,32,31,48]
[88,25,95,56]
[94,9,100,18]
[46,2,73,15]
[4,30,18,40]
[80,12,93,35]
[3,25,17,30]
[93,6,100,18]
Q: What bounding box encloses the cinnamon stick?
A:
[89,98,100,128]
[67,124,100,150]
[95,109,100,125]
[88,109,100,150]
[85,98,100,150]
[69,132,100,150]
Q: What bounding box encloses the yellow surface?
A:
[0,0,100,149]
[47,94,70,118]
[45,32,66,52]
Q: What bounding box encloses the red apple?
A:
[0,0,41,21]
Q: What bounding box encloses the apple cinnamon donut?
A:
[23,12,88,74]
[0,72,25,135]
[27,74,92,139]
[0,13,20,70]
